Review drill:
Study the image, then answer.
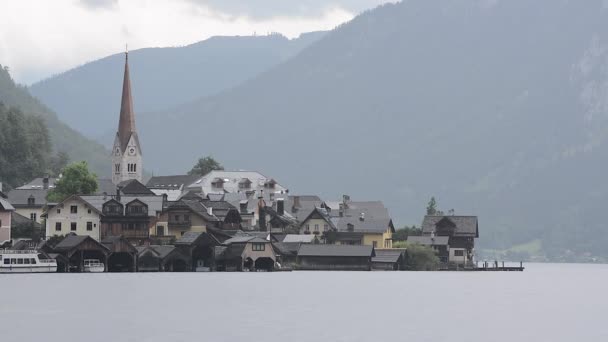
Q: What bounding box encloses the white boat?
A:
[0,250,57,273]
[83,259,105,273]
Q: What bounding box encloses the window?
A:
[306,224,310,231]
[87,222,93,231]
[324,224,329,231]
[133,164,136,172]
[384,240,391,248]
[27,197,35,205]
[115,164,120,173]
[181,231,185,236]
[3,259,9,265]
[88,209,92,214]
[174,215,180,221]
[30,258,37,265]
[70,206,78,214]
[252,243,265,251]
[71,222,77,231]
[454,250,465,257]
[11,259,16,264]
[24,258,30,265]
[314,224,319,232]
[347,223,354,232]
[55,222,62,231]
[17,258,24,265]
[372,241,378,248]
[57,209,61,214]
[30,213,37,221]
[156,226,165,236]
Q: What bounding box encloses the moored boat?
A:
[0,250,57,273]
[83,259,105,273]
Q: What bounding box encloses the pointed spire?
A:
[117,49,136,152]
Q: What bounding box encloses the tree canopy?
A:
[46,161,98,202]
[0,103,51,190]
[393,241,440,271]
[188,156,224,176]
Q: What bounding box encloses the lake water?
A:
[1,263,607,342]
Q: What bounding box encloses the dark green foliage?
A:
[188,156,224,176]
[45,235,65,249]
[0,64,109,178]
[47,161,98,202]
[392,226,421,241]
[0,103,51,189]
[426,197,437,216]
[11,220,41,241]
[394,241,440,271]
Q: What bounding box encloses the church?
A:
[112,51,143,185]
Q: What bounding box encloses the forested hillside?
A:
[0,65,109,179]
[30,32,326,143]
[133,0,608,260]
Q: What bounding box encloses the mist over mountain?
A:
[133,0,608,258]
[30,32,326,143]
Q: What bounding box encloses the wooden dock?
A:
[473,261,525,271]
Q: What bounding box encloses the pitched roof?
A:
[7,188,49,207]
[372,249,405,263]
[297,244,375,257]
[407,236,450,246]
[54,234,110,252]
[223,235,268,245]
[0,197,15,211]
[116,52,137,153]
[80,195,164,217]
[186,170,288,195]
[118,179,155,195]
[272,242,301,256]
[421,215,479,237]
[299,207,335,228]
[146,175,199,190]
[16,177,58,190]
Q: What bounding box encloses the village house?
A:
[7,178,53,224]
[320,197,395,248]
[43,193,164,243]
[52,234,110,272]
[419,215,479,265]
[0,191,15,244]
[298,206,335,238]
[214,235,276,271]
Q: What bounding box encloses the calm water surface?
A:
[1,263,607,342]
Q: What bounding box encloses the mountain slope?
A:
[137,0,608,258]
[0,65,109,176]
[30,32,326,143]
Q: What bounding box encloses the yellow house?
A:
[298,207,335,238]
[152,199,216,239]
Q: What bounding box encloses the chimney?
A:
[342,194,350,208]
[292,196,301,213]
[116,186,122,202]
[339,203,344,217]
[240,201,248,214]
[162,193,168,208]
[359,212,365,221]
[43,176,49,190]
[258,195,267,231]
[277,199,284,216]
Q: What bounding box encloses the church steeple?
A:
[117,50,136,152]
[112,48,143,185]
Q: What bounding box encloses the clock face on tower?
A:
[128,147,136,156]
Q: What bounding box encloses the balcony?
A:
[168,220,191,229]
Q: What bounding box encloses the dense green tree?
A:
[0,103,51,189]
[188,156,224,176]
[392,225,422,241]
[393,241,440,271]
[426,197,438,215]
[47,161,98,202]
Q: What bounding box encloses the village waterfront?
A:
[1,263,606,342]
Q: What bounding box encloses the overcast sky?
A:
[0,0,391,85]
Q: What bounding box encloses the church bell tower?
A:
[112,50,143,185]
